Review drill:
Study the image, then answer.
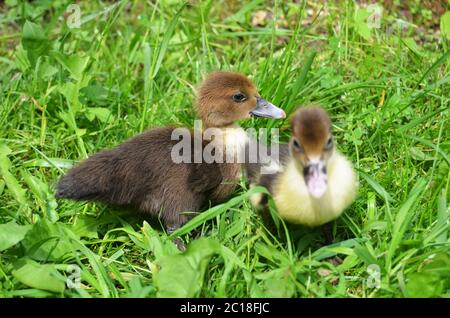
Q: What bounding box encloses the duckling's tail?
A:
[56,151,111,201]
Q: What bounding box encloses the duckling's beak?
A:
[303,160,328,198]
[250,97,286,119]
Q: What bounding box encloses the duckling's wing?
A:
[188,161,223,193]
[56,127,177,204]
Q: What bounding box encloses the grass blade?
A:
[170,186,269,238]
[386,178,427,272]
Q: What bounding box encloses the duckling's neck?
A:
[204,123,248,203]
[273,151,357,226]
[203,123,249,163]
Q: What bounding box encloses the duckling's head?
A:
[196,71,285,128]
[290,107,334,198]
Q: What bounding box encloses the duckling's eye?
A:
[325,136,333,150]
[292,139,303,152]
[232,93,247,102]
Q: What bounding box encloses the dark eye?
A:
[325,136,333,150]
[292,139,303,152]
[232,93,246,102]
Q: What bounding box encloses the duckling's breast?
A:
[208,126,249,202]
[273,152,358,226]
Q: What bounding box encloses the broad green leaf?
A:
[85,107,112,123]
[421,253,450,277]
[405,273,445,297]
[154,238,222,297]
[22,219,75,261]
[125,276,155,298]
[14,46,30,72]
[21,20,50,66]
[80,84,109,104]
[12,259,65,293]
[58,82,82,113]
[404,251,450,297]
[0,222,31,251]
[256,268,296,298]
[337,254,361,272]
[37,61,58,79]
[52,52,89,81]
[354,8,372,40]
[440,11,450,39]
[22,21,46,41]
[142,222,179,259]
[72,215,99,239]
[0,143,11,157]
[321,74,343,89]
[0,144,28,208]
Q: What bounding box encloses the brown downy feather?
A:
[56,127,222,230]
[196,72,258,128]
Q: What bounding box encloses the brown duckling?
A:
[56,71,285,232]
[246,106,357,231]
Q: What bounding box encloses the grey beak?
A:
[250,97,286,119]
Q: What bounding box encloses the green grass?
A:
[0,0,449,298]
